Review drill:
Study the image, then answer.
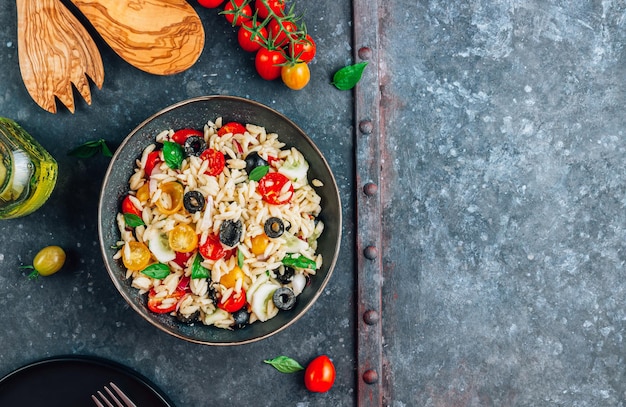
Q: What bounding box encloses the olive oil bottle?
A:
[0,118,57,219]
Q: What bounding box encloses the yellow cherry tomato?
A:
[31,245,66,277]
[168,224,198,253]
[250,233,270,255]
[155,182,184,215]
[136,183,150,202]
[122,241,151,271]
[281,62,310,90]
[220,265,245,289]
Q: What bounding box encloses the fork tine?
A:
[109,382,138,407]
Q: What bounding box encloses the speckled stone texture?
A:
[381,1,626,406]
[0,2,355,406]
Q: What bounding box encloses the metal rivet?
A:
[363,246,377,260]
[359,120,373,134]
[358,47,372,60]
[363,369,379,384]
[363,310,379,325]
[363,182,378,196]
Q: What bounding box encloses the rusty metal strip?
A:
[353,0,383,405]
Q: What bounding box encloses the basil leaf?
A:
[237,247,244,269]
[163,141,184,169]
[141,263,171,279]
[332,62,368,90]
[191,253,210,279]
[263,356,304,373]
[123,213,145,228]
[249,165,269,181]
[281,254,317,269]
[68,139,113,158]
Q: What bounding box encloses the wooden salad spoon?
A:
[68,0,205,75]
[16,0,105,113]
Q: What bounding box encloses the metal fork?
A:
[91,382,137,407]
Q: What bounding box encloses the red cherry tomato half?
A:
[121,195,142,217]
[268,18,298,47]
[254,0,285,19]
[199,233,226,261]
[197,0,224,7]
[217,121,247,137]
[144,150,162,176]
[199,148,226,176]
[304,355,336,393]
[238,20,268,53]
[173,251,194,268]
[224,1,252,26]
[172,128,203,145]
[217,289,247,313]
[255,47,287,81]
[147,288,185,314]
[289,34,316,63]
[258,172,294,205]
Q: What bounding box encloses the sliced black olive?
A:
[183,191,205,213]
[207,284,218,305]
[176,310,200,324]
[264,217,285,238]
[244,151,268,174]
[232,309,250,329]
[274,265,295,284]
[183,135,206,156]
[219,219,243,247]
[272,287,296,311]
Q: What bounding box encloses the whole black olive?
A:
[272,287,296,311]
[183,191,205,213]
[184,135,207,156]
[244,151,268,174]
[176,310,200,324]
[274,265,295,284]
[219,219,243,247]
[264,217,285,238]
[232,309,250,329]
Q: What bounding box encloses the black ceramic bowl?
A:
[98,96,341,345]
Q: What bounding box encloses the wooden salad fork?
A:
[16,0,104,113]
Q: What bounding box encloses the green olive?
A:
[32,246,66,276]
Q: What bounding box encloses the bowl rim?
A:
[97,95,342,345]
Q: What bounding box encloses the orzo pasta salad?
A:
[113,117,324,330]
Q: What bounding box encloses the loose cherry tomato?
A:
[197,0,224,7]
[217,121,247,137]
[220,265,245,288]
[29,246,66,277]
[122,241,152,271]
[223,0,252,26]
[289,34,316,63]
[147,288,185,314]
[199,233,226,260]
[268,18,299,47]
[144,150,162,176]
[238,20,268,52]
[254,0,285,19]
[304,355,336,393]
[155,182,184,215]
[199,148,226,176]
[168,224,199,253]
[218,289,247,312]
[173,251,194,268]
[255,47,287,80]
[121,195,142,217]
[258,172,294,204]
[172,128,203,145]
[281,62,310,90]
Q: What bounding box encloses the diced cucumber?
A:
[251,282,280,322]
[149,233,176,263]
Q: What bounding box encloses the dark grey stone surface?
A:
[381,1,626,406]
[0,1,355,406]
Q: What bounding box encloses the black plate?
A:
[0,355,173,407]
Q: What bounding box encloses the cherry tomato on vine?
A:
[121,195,142,217]
[218,289,247,312]
[281,62,310,90]
[268,18,299,47]
[224,0,252,26]
[217,121,247,137]
[199,233,226,261]
[200,148,226,176]
[304,355,336,393]
[289,34,316,63]
[255,47,287,80]
[147,288,185,314]
[238,20,268,52]
[172,128,203,145]
[197,0,225,8]
[254,0,285,19]
[258,172,294,204]
[144,150,162,176]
